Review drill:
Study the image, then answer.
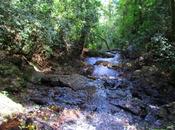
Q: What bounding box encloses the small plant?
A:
[1,91,9,96]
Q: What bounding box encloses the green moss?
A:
[0,63,22,77]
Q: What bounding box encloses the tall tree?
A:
[71,0,100,58]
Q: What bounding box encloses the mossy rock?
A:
[0,63,26,92]
[0,77,26,92]
[0,63,22,77]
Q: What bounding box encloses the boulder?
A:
[41,74,97,92]
[107,89,127,99]
[158,102,175,121]
[95,61,112,67]
[81,63,94,75]
[30,97,49,105]
[110,98,147,117]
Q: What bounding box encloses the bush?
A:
[150,33,175,69]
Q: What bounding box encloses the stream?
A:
[57,52,138,130]
[24,51,175,130]
[51,52,158,129]
[85,53,120,79]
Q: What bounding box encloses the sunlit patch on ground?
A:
[22,106,138,130]
[59,108,138,130]
[0,93,24,118]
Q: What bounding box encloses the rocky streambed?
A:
[1,51,175,130]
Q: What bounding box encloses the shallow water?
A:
[28,52,167,130]
[58,53,141,130]
[85,53,120,79]
[85,53,120,65]
[92,65,119,79]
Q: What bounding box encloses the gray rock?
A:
[41,74,97,92]
[110,98,147,117]
[95,60,112,67]
[107,90,127,99]
[158,102,175,121]
[30,97,49,105]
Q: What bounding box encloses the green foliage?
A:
[115,0,175,71]
[117,0,169,44]
[1,0,175,70]
[86,0,119,50]
[150,34,175,68]
[0,0,100,59]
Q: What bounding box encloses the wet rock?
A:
[41,74,97,92]
[131,70,142,80]
[104,80,116,89]
[158,108,168,118]
[112,63,123,70]
[110,98,148,117]
[130,65,159,81]
[107,90,127,99]
[56,96,85,106]
[123,45,140,59]
[117,81,129,88]
[158,102,175,121]
[131,69,175,106]
[142,65,158,76]
[28,71,45,85]
[110,104,121,114]
[81,63,94,75]
[166,102,175,114]
[96,122,124,130]
[95,61,112,67]
[53,87,89,106]
[80,104,97,112]
[30,97,49,105]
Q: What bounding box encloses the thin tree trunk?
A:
[96,34,110,50]
[72,24,91,58]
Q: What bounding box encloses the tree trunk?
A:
[71,24,91,58]
[96,34,110,50]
